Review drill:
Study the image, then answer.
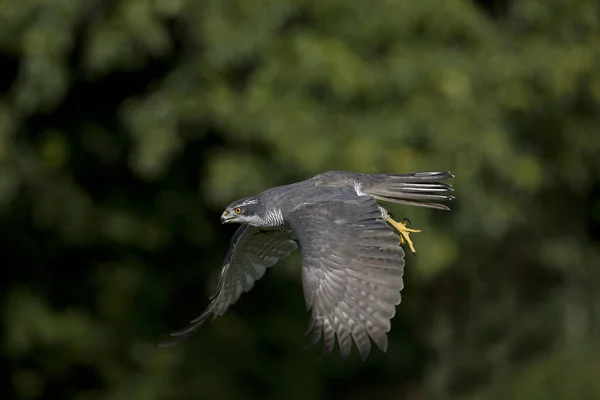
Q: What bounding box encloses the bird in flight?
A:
[160,170,454,360]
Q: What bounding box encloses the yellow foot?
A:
[386,217,422,256]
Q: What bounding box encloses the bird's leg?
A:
[386,217,422,256]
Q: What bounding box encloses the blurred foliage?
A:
[1,0,600,399]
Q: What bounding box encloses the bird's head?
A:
[220,196,265,226]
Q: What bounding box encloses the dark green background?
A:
[2,0,600,399]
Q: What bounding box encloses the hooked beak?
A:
[221,210,236,224]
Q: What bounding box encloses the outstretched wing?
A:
[159,225,298,347]
[286,189,405,360]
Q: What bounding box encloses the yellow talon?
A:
[387,217,422,256]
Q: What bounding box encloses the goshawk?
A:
[160,170,454,360]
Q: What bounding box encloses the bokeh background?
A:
[2,0,600,399]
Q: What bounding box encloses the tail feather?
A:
[371,171,454,183]
[362,171,454,210]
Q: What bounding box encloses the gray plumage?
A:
[160,170,454,360]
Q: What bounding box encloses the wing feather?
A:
[286,189,406,360]
[159,225,297,347]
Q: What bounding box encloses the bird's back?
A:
[260,170,453,212]
[259,171,360,210]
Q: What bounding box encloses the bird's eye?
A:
[234,207,242,214]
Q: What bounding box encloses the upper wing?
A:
[286,190,405,360]
[159,225,298,347]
